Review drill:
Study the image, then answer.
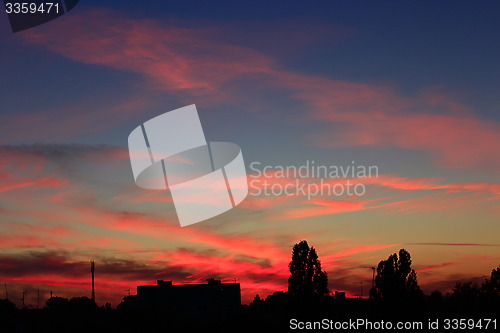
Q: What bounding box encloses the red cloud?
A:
[323,244,402,262]
[271,198,373,220]
[12,8,497,170]
[0,92,153,144]
[284,74,500,169]
[0,142,497,306]
[243,169,498,218]
[22,9,274,93]
[0,149,67,193]
[415,262,456,272]
[0,177,66,194]
[0,235,60,248]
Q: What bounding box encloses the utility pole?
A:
[21,291,25,309]
[37,288,40,309]
[4,283,8,301]
[360,282,363,298]
[362,266,376,292]
[90,260,95,302]
[50,291,53,299]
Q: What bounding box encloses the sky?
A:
[0,1,499,307]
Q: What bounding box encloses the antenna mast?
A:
[90,260,95,302]
[362,266,376,290]
[371,267,375,289]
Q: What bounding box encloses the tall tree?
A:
[481,266,500,297]
[371,248,422,303]
[288,240,329,297]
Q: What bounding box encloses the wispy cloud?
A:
[408,242,500,247]
[10,8,499,169]
[415,262,457,272]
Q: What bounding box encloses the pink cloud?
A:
[323,244,402,262]
[271,198,374,220]
[0,177,66,194]
[23,9,274,93]
[0,235,60,248]
[284,74,500,169]
[11,8,497,170]
[244,169,498,218]
[415,262,457,273]
[0,141,497,306]
[0,92,153,144]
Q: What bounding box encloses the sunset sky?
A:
[0,1,499,307]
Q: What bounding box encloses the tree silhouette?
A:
[453,281,479,299]
[0,298,16,312]
[370,248,422,303]
[288,240,329,297]
[45,296,69,310]
[481,266,500,297]
[451,281,480,313]
[117,295,138,311]
[68,296,98,312]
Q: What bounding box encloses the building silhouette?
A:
[334,291,346,300]
[137,278,241,318]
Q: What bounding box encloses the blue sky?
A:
[0,1,499,307]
